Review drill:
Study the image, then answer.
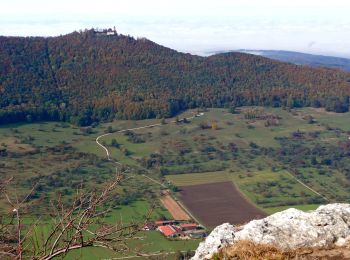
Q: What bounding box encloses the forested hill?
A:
[1,29,350,125]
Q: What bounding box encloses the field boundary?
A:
[175,198,204,226]
[229,178,269,214]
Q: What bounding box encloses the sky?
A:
[1,0,349,57]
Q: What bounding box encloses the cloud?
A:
[0,0,350,57]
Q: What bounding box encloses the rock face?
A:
[192,204,350,260]
[193,223,236,260]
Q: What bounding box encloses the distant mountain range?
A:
[235,50,350,72]
[1,29,350,125]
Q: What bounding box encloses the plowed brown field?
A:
[179,181,266,227]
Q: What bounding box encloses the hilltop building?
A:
[94,27,117,36]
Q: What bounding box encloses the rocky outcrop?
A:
[192,204,350,260]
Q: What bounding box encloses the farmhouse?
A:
[179,223,199,231]
[180,224,207,238]
[157,222,207,239]
[158,225,182,238]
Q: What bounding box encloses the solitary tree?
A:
[111,138,120,148]
[228,106,236,114]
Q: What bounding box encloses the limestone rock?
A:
[192,204,350,260]
[192,223,236,260]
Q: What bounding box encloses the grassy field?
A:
[95,107,350,161]
[104,200,172,224]
[1,107,350,258]
[166,171,230,186]
[295,107,350,131]
[264,204,320,215]
[231,170,320,208]
[66,231,199,260]
[2,107,349,210]
[0,117,196,257]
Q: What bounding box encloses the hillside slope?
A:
[1,29,350,125]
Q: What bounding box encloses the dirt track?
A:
[179,181,266,227]
[160,194,191,220]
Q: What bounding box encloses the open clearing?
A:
[166,171,230,186]
[160,194,191,220]
[179,181,267,227]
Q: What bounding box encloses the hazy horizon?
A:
[1,0,350,58]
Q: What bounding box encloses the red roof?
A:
[179,223,198,229]
[159,225,177,237]
[155,220,176,226]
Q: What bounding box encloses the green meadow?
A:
[1,107,350,258]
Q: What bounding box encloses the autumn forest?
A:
[1,29,350,126]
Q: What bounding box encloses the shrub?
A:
[111,139,119,148]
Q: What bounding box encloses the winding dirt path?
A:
[95,113,203,166]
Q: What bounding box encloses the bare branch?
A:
[0,173,151,260]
